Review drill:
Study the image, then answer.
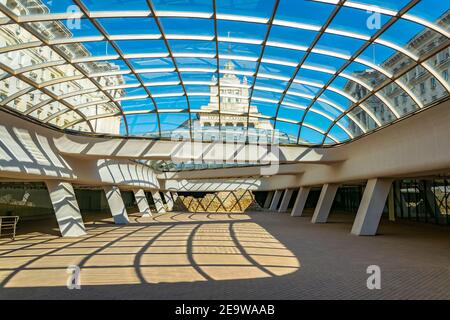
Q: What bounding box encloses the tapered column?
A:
[164,191,174,211]
[351,178,393,236]
[171,192,179,202]
[134,189,152,217]
[311,184,339,223]
[152,191,166,214]
[291,187,311,217]
[263,191,274,209]
[269,190,283,211]
[103,186,129,224]
[278,189,294,212]
[46,181,86,237]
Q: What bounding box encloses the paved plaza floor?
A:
[0,210,449,299]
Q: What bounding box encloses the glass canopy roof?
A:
[0,0,448,146]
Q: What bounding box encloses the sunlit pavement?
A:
[0,211,449,300]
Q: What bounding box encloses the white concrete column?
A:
[46,181,86,237]
[278,189,294,213]
[103,186,129,224]
[152,191,166,214]
[269,190,283,211]
[263,191,274,208]
[311,184,339,224]
[134,189,152,217]
[164,191,174,211]
[351,178,393,236]
[291,187,311,217]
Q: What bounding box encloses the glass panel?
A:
[170,40,216,55]
[275,0,334,26]
[422,48,450,105]
[217,0,277,19]
[45,78,97,96]
[0,77,30,103]
[98,18,160,36]
[262,46,305,65]
[377,83,419,117]
[342,61,388,89]
[48,110,82,128]
[121,98,155,113]
[277,104,304,122]
[348,107,378,135]
[181,72,217,83]
[259,62,296,79]
[295,68,333,86]
[358,44,415,75]
[162,18,214,37]
[0,24,38,47]
[303,52,346,73]
[218,20,268,41]
[349,0,410,12]
[176,57,216,70]
[160,113,191,139]
[154,96,188,110]
[359,95,396,125]
[405,0,450,32]
[140,72,179,84]
[251,101,277,118]
[91,115,122,134]
[29,101,67,122]
[116,40,168,55]
[311,100,342,119]
[329,122,351,143]
[315,33,366,58]
[218,41,261,58]
[22,65,81,85]
[330,76,370,101]
[63,91,109,105]
[276,121,299,144]
[26,19,101,41]
[151,85,184,97]
[67,121,91,133]
[5,90,51,114]
[303,111,333,132]
[152,0,212,14]
[340,114,363,138]
[379,19,446,58]
[0,47,63,71]
[288,82,321,96]
[78,102,119,117]
[268,25,317,48]
[349,106,378,132]
[252,88,282,102]
[57,42,117,60]
[3,0,78,15]
[328,6,391,38]
[254,77,288,91]
[81,0,149,12]
[321,88,354,110]
[248,117,274,144]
